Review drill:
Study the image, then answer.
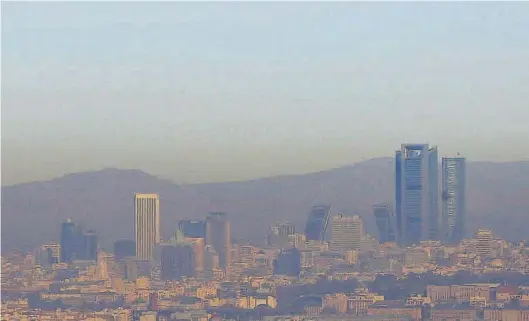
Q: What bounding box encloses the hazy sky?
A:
[2,2,529,186]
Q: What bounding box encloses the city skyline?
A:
[2,2,529,319]
[3,2,529,186]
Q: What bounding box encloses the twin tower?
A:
[395,144,466,246]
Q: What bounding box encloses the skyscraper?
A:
[329,214,364,251]
[268,221,296,247]
[159,231,195,280]
[273,248,301,277]
[395,144,439,246]
[114,239,136,261]
[178,219,206,238]
[442,157,466,244]
[60,218,77,263]
[77,229,98,261]
[304,205,331,241]
[205,212,231,270]
[134,193,160,261]
[185,237,205,277]
[373,205,396,244]
[476,229,493,258]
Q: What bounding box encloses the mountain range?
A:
[2,158,529,252]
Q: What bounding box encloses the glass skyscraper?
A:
[60,219,77,263]
[205,212,231,270]
[442,157,466,244]
[178,219,206,238]
[304,205,331,242]
[372,205,396,244]
[395,144,439,246]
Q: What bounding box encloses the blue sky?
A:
[2,2,529,185]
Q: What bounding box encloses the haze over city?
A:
[2,2,529,321]
[2,2,529,186]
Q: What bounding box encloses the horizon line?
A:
[3,157,529,189]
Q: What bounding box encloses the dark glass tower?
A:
[178,219,206,238]
[273,248,301,276]
[304,205,331,241]
[373,205,396,244]
[205,212,231,270]
[114,239,136,261]
[395,144,439,246]
[160,243,195,280]
[79,229,98,261]
[60,219,77,263]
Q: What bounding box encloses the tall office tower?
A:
[373,205,396,244]
[178,219,206,238]
[277,221,296,238]
[205,212,231,270]
[205,245,220,278]
[185,237,205,277]
[268,222,296,247]
[60,219,77,263]
[273,248,301,276]
[442,157,466,244]
[159,233,195,280]
[134,193,160,261]
[114,239,136,261]
[395,144,439,246]
[77,229,98,261]
[476,229,493,258]
[329,214,364,251]
[304,205,331,241]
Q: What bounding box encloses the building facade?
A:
[373,205,396,244]
[395,144,439,246]
[178,219,205,238]
[442,157,466,244]
[205,212,231,270]
[134,193,160,261]
[60,219,77,263]
[304,205,331,241]
[476,229,493,258]
[330,214,364,251]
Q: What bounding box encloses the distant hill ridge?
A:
[2,158,529,251]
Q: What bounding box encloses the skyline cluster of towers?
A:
[296,143,467,248]
[54,143,467,279]
[395,144,466,246]
[133,193,231,277]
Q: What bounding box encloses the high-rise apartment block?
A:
[330,214,364,251]
[476,229,493,258]
[442,157,466,244]
[395,144,439,246]
[205,212,231,270]
[134,193,160,261]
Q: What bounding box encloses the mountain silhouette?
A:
[2,158,528,251]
